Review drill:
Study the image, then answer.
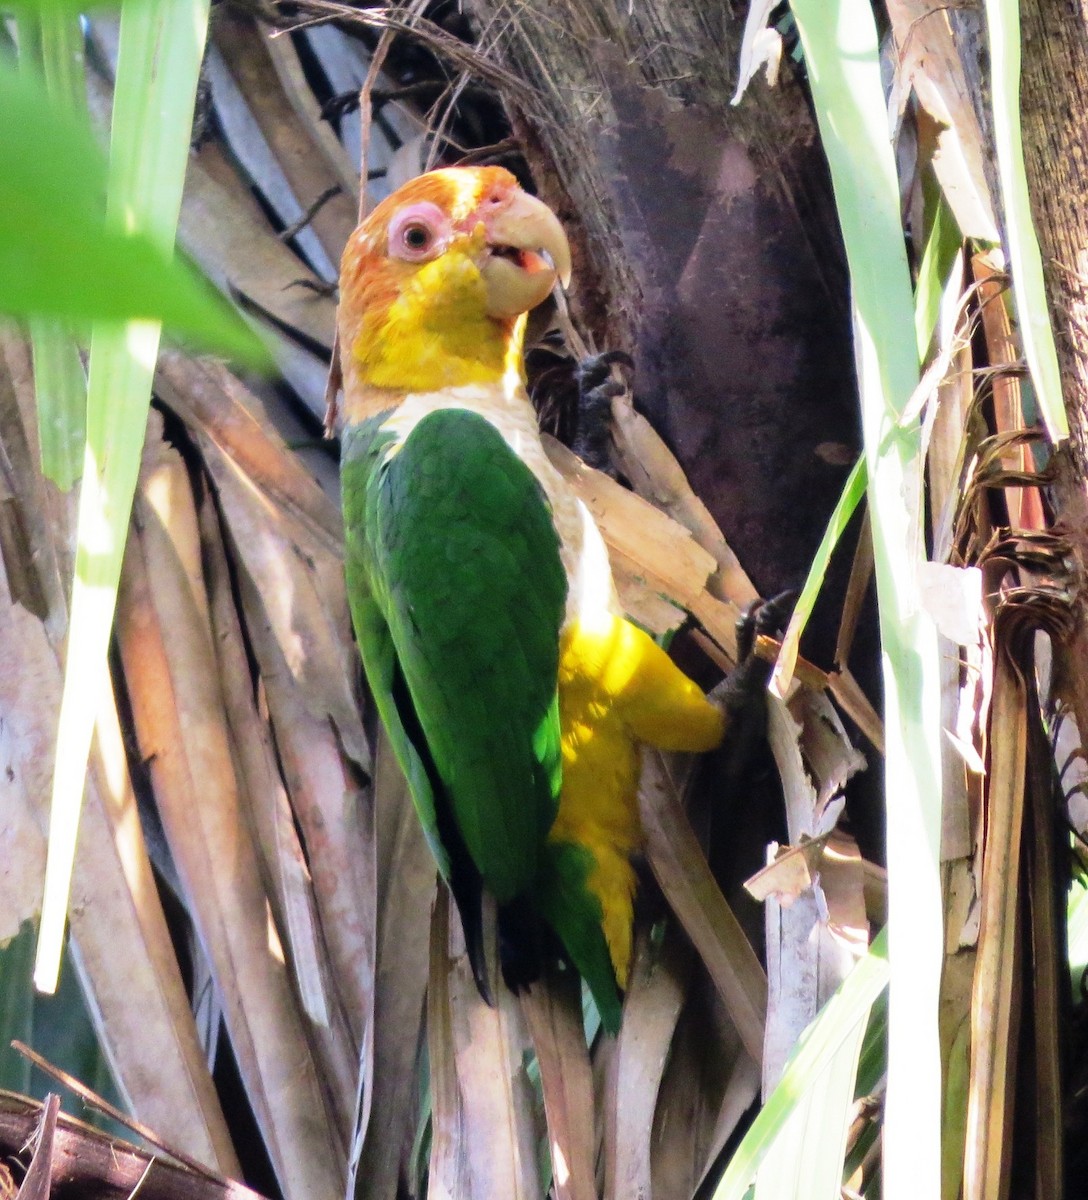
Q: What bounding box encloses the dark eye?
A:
[388,203,446,262]
[402,223,432,251]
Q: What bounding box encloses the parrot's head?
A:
[338,166,571,406]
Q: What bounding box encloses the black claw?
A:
[572,351,634,474]
[721,589,797,713]
[735,588,797,663]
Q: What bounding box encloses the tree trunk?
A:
[1020,0,1088,740]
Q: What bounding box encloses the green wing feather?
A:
[342,417,451,875]
[538,842,623,1034]
[343,407,622,1028]
[342,408,565,902]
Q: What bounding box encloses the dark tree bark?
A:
[1020,0,1088,759]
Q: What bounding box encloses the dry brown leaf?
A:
[82,65,337,355]
[886,0,998,242]
[80,693,243,1177]
[205,43,336,282]
[519,970,595,1200]
[11,1093,57,1200]
[200,432,369,771]
[0,506,238,1175]
[0,328,69,637]
[760,693,867,1090]
[609,394,759,608]
[238,564,371,1122]
[971,253,1046,532]
[199,491,331,1031]
[743,836,829,905]
[116,426,344,1198]
[819,831,871,957]
[698,1050,763,1193]
[427,889,473,1200]
[0,598,52,942]
[651,984,755,1199]
[0,1092,267,1200]
[180,149,338,350]
[353,729,435,1200]
[963,638,1026,1200]
[446,904,542,1200]
[1022,680,1063,1193]
[603,930,688,1200]
[155,352,341,551]
[827,668,886,756]
[638,748,766,1065]
[543,436,729,625]
[939,951,974,1200]
[263,21,362,206]
[609,552,689,636]
[6,661,240,1176]
[213,10,359,269]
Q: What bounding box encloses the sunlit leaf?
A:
[34,0,218,995]
[983,0,1067,442]
[785,4,945,1198]
[0,63,265,362]
[712,930,889,1199]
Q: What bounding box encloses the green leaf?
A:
[0,62,265,362]
[712,930,889,1199]
[18,4,89,489]
[2,0,159,12]
[0,922,35,1094]
[785,4,945,1197]
[770,455,865,694]
[0,920,129,1138]
[1068,870,1088,997]
[35,0,217,995]
[914,193,962,361]
[984,0,1068,442]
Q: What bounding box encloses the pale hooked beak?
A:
[478,189,572,320]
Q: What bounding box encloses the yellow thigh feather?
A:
[551,614,725,984]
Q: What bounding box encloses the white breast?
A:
[381,382,617,627]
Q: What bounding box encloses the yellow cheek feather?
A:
[550,613,725,985]
[351,242,526,393]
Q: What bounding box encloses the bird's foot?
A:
[720,589,796,712]
[572,350,633,474]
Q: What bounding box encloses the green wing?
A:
[341,408,566,903]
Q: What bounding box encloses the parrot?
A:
[337,165,726,1033]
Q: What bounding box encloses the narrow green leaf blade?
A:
[712,931,889,1199]
[914,194,962,361]
[770,455,864,695]
[753,1019,867,1199]
[984,0,1067,442]
[0,63,265,361]
[35,0,214,994]
[1068,870,1088,997]
[20,6,90,490]
[785,4,945,1197]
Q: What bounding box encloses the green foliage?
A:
[34,0,219,996]
[0,921,128,1140]
[0,63,263,361]
[984,0,1067,441]
[712,931,889,1198]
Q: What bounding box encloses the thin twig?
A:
[285,0,539,110]
[10,1041,224,1184]
[278,185,343,242]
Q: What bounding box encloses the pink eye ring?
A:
[388,201,448,262]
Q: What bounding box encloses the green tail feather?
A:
[537,841,623,1034]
